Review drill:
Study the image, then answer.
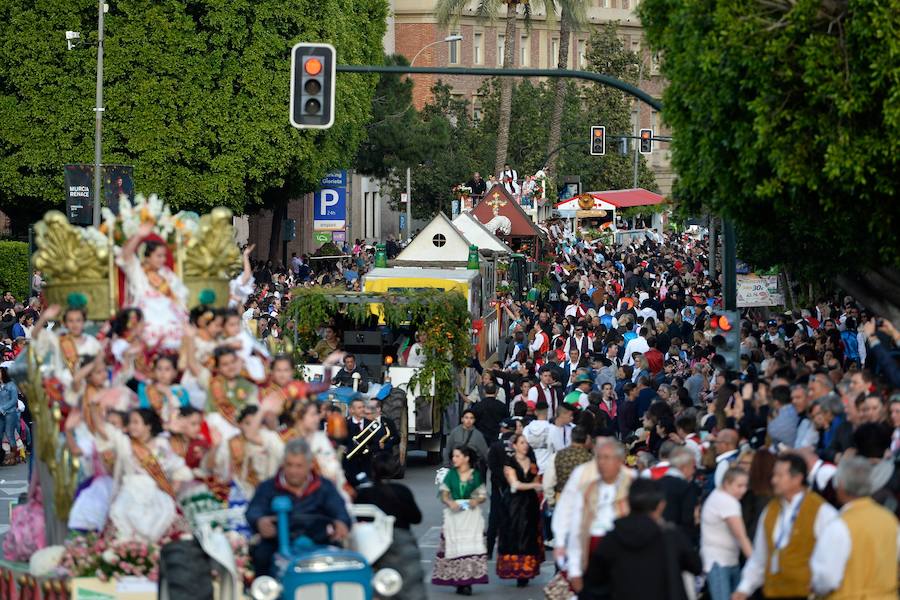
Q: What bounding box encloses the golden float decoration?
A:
[28,199,243,519]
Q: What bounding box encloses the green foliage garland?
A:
[283,287,472,409]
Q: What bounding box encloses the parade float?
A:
[0,196,404,600]
[0,196,244,599]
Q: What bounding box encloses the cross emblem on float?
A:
[486,191,507,216]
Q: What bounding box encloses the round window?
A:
[432,234,447,247]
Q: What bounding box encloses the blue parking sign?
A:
[314,171,346,231]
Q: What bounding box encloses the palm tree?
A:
[544,0,588,181]
[437,0,541,176]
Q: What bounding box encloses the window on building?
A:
[598,0,609,7]
[449,32,460,64]
[432,233,447,247]
[473,102,482,122]
[551,38,559,67]
[632,39,640,56]
[520,34,529,66]
[473,32,483,64]
[577,40,586,68]
[622,0,630,9]
[497,34,505,65]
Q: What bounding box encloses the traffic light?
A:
[590,126,606,156]
[710,309,741,372]
[639,128,653,154]
[290,43,336,129]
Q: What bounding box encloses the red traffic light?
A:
[641,130,651,139]
[304,57,323,76]
[594,129,603,137]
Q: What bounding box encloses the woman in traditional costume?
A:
[184,332,259,442]
[63,357,118,532]
[496,433,543,587]
[431,446,489,595]
[213,405,283,500]
[92,408,192,542]
[32,300,102,397]
[281,400,348,497]
[137,353,190,424]
[108,307,150,381]
[119,222,189,351]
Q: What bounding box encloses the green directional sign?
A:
[313,231,332,244]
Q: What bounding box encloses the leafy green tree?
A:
[639,0,900,319]
[437,0,553,176]
[0,0,386,245]
[477,21,657,197]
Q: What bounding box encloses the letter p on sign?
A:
[320,189,339,216]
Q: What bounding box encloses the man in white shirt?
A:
[523,401,554,473]
[622,327,650,366]
[564,439,633,594]
[499,163,519,195]
[733,454,838,600]
[563,324,591,357]
[712,428,740,488]
[530,322,549,355]
[404,331,427,368]
[548,402,575,452]
[527,369,559,419]
[810,457,900,597]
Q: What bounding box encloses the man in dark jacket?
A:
[658,447,700,545]
[471,383,508,445]
[247,438,352,576]
[582,478,701,600]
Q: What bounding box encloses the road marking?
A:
[0,481,28,496]
[418,526,441,548]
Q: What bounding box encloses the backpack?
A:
[3,477,45,561]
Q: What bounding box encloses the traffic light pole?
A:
[723,219,737,311]
[335,65,663,111]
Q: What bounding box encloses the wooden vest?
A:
[762,491,825,599]
[830,498,899,600]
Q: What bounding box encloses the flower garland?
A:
[98,193,200,246]
[61,532,165,582]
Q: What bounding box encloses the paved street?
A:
[0,461,29,540]
[403,451,554,600]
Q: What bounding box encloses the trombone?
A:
[345,420,382,460]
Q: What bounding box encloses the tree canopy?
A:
[0,0,386,231]
[356,23,657,219]
[639,0,900,313]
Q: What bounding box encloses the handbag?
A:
[543,571,574,600]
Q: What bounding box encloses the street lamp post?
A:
[92,0,106,226]
[403,34,463,241]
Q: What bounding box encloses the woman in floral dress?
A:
[432,446,489,595]
[119,221,189,351]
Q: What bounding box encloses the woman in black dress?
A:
[355,453,425,600]
[496,433,543,587]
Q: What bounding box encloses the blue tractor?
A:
[248,496,403,600]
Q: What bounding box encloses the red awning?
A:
[586,188,666,208]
